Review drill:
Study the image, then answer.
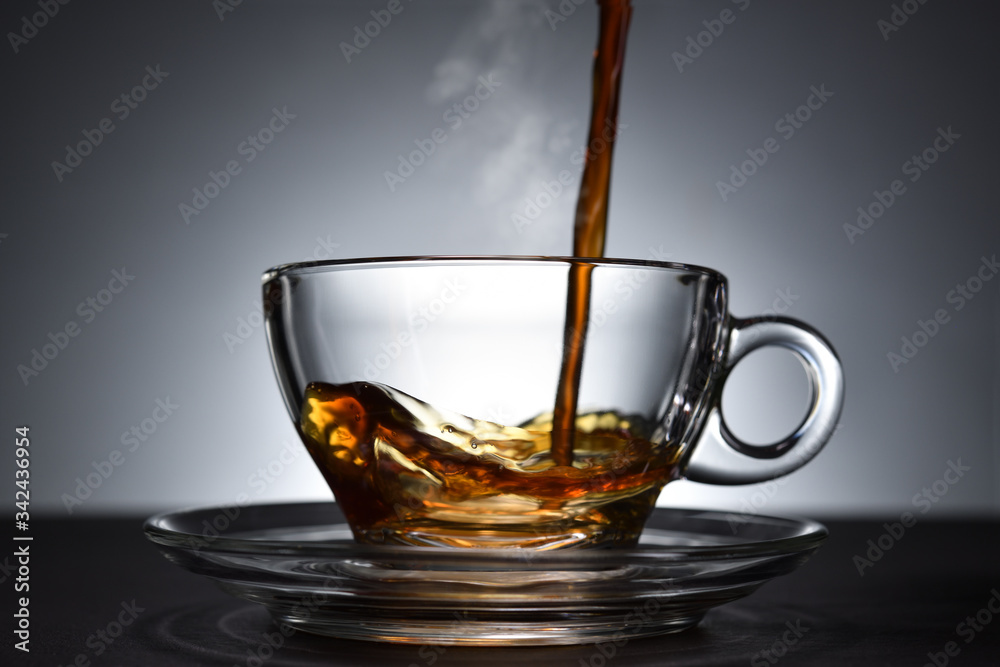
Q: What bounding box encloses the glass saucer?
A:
[144,502,826,646]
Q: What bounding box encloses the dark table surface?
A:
[4,513,999,666]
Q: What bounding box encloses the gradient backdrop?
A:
[2,0,998,519]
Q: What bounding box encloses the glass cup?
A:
[262,257,843,549]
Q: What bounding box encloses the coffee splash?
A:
[299,381,679,548]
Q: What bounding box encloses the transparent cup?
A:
[263,256,843,549]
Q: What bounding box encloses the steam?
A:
[423,0,584,250]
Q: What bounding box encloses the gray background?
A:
[2,0,997,518]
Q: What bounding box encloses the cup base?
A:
[355,521,641,549]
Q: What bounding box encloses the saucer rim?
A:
[143,501,827,563]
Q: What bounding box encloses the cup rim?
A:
[262,255,727,282]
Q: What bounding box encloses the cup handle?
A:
[683,316,845,485]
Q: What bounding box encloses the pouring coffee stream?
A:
[551,0,633,467]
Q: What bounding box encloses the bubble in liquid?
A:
[443,425,455,434]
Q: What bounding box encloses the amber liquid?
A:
[551,0,632,467]
[299,382,679,548]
